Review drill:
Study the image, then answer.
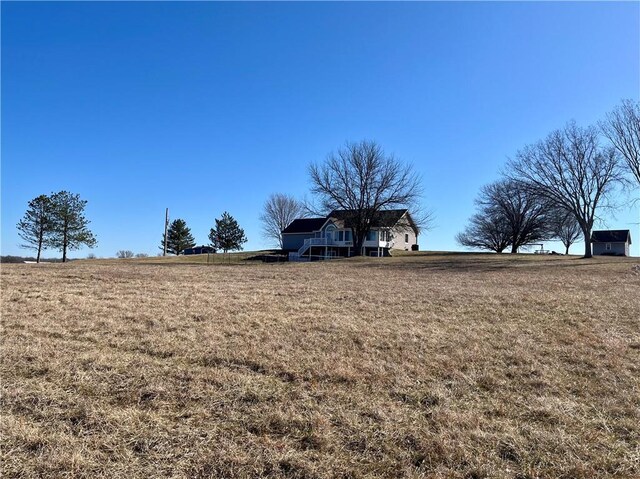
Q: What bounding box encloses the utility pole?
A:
[163,208,169,256]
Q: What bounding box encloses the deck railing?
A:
[297,237,358,255]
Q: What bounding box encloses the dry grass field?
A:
[2,253,639,479]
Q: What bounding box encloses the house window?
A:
[366,230,377,241]
[338,231,344,241]
[345,230,351,242]
[606,243,612,250]
[405,233,409,243]
[324,225,335,240]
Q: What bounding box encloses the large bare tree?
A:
[508,122,623,258]
[260,193,306,248]
[456,211,511,253]
[309,140,423,255]
[477,179,551,253]
[548,207,581,255]
[601,99,640,186]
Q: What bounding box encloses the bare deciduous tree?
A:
[549,207,581,255]
[309,140,423,255]
[601,99,640,186]
[456,211,511,253]
[478,180,551,253]
[260,193,306,248]
[116,250,134,259]
[508,122,623,258]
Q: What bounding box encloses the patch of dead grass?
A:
[1,253,639,478]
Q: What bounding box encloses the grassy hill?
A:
[2,253,638,478]
[82,250,281,265]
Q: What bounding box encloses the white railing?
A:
[297,236,338,255]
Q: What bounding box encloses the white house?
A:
[283,209,419,260]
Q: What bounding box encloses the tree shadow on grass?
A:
[351,254,634,274]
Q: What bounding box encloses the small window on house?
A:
[345,230,351,241]
[606,243,612,250]
[405,233,409,243]
[338,231,344,241]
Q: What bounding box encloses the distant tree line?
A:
[113,251,149,259]
[17,191,97,263]
[457,99,639,258]
[0,255,66,264]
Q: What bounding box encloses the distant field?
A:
[86,250,280,265]
[2,253,639,478]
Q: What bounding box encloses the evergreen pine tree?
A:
[209,212,247,253]
[49,191,97,262]
[161,219,196,255]
[17,194,54,263]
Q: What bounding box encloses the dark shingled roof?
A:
[282,209,414,234]
[591,230,632,244]
[282,217,327,234]
[328,209,409,228]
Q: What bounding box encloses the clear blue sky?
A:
[2,2,639,257]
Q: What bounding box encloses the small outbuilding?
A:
[183,245,216,255]
[591,230,632,256]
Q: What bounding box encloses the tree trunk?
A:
[37,234,43,264]
[62,226,68,263]
[352,230,364,257]
[510,245,518,254]
[583,230,592,258]
[565,244,569,255]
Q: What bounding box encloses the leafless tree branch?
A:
[259,193,306,249]
[601,99,640,187]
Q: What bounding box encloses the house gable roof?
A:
[282,209,417,234]
[591,230,632,244]
[327,209,410,228]
[282,217,327,234]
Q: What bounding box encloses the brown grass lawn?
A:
[1,253,639,478]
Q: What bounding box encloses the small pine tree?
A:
[49,191,97,262]
[209,212,247,253]
[161,219,196,255]
[17,195,54,263]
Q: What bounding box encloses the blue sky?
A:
[2,2,639,257]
